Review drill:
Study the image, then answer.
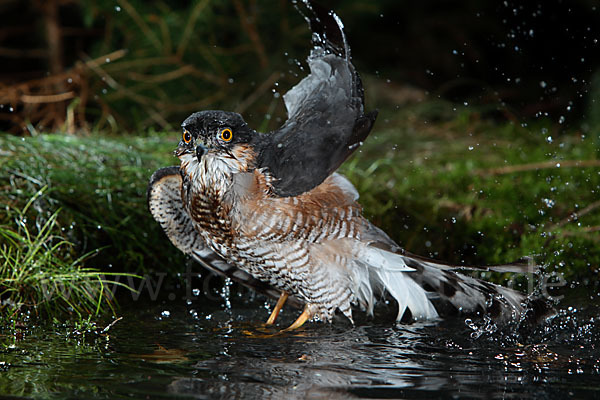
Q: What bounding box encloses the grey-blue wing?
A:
[147,167,303,308]
[255,2,377,197]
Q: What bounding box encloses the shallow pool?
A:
[1,285,599,399]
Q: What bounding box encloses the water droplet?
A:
[542,198,555,208]
[115,6,121,11]
[468,146,474,151]
[161,310,171,317]
[540,81,547,88]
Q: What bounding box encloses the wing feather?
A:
[255,1,377,197]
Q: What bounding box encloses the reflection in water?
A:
[1,290,599,399]
[167,324,439,399]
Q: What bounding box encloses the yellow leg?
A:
[242,304,316,338]
[281,304,314,332]
[266,291,288,325]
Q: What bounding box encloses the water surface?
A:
[2,287,599,399]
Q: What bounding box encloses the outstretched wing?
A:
[255,1,377,197]
[147,167,303,308]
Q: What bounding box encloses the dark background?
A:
[1,0,599,134]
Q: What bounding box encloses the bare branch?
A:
[474,160,600,176]
[21,92,75,103]
[176,0,211,58]
[548,200,600,231]
[233,0,269,68]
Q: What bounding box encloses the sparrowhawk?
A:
[148,1,548,330]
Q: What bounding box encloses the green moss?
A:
[0,133,183,276]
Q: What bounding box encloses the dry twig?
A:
[474,160,600,176]
[547,200,600,231]
[233,0,269,68]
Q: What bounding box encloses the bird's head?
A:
[177,110,256,163]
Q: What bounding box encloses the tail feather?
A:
[353,246,438,320]
[353,243,547,324]
[410,261,526,323]
[373,268,439,321]
[402,250,538,274]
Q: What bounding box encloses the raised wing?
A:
[147,167,303,308]
[255,1,377,197]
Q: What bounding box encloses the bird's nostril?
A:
[196,144,207,160]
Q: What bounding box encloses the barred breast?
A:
[228,172,365,321]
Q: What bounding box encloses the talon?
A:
[266,291,289,325]
[282,304,314,332]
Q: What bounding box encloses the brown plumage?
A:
[148,1,551,330]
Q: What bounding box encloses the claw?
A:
[243,303,315,337]
[282,304,314,332]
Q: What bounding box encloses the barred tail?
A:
[352,244,551,324]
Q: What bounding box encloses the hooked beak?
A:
[174,145,187,157]
[196,143,207,161]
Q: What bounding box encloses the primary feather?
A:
[255,1,377,197]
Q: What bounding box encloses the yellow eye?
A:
[220,128,233,142]
[183,129,192,144]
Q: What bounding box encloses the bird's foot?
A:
[265,291,289,325]
[242,304,316,337]
[281,304,315,332]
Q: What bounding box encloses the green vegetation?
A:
[1,99,599,319]
[0,133,181,319]
[0,189,133,318]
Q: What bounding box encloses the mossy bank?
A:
[1,102,599,317]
